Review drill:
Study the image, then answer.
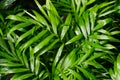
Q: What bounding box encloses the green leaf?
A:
[35,56,40,75]
[100,5,113,14]
[32,10,49,27]
[111,31,120,35]
[40,72,49,80]
[46,0,60,34]
[48,5,60,34]
[75,26,82,35]
[0,68,29,73]
[22,50,29,68]
[0,28,3,36]
[0,51,17,61]
[65,34,83,45]
[7,33,16,43]
[87,0,95,5]
[34,34,55,53]
[53,44,64,67]
[11,73,34,80]
[116,54,120,73]
[76,47,94,65]
[93,18,112,31]
[0,13,4,22]
[99,1,115,9]
[60,71,68,80]
[61,14,72,40]
[8,41,17,57]
[16,49,24,64]
[83,10,90,35]
[68,68,84,80]
[109,69,115,80]
[38,70,46,78]
[62,48,77,69]
[0,62,23,67]
[24,10,36,20]
[87,60,107,71]
[46,0,60,19]
[98,29,110,35]
[30,47,35,72]
[90,42,108,50]
[52,44,64,75]
[0,0,16,9]
[39,39,59,56]
[71,0,76,12]
[76,66,96,80]
[34,0,48,20]
[86,53,104,62]
[98,1,116,17]
[20,30,47,51]
[97,35,120,42]
[0,37,11,54]
[104,44,116,50]
[78,17,87,39]
[89,5,98,30]
[6,15,27,22]
[33,77,39,80]
[109,54,120,80]
[75,0,81,13]
[79,0,87,16]
[54,75,61,80]
[99,10,116,17]
[15,25,39,46]
[8,22,32,34]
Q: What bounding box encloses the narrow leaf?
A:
[0,68,29,73]
[34,0,48,20]
[62,49,77,69]
[30,47,35,72]
[93,18,112,31]
[11,73,34,80]
[52,44,64,75]
[65,34,83,45]
[68,68,84,80]
[22,51,29,68]
[39,39,59,56]
[34,34,55,53]
[76,66,96,80]
[8,22,32,34]
[20,30,47,51]
[61,14,72,40]
[15,26,39,46]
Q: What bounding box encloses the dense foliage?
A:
[0,0,120,80]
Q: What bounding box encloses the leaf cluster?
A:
[0,0,120,80]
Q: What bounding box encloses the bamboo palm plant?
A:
[0,0,120,80]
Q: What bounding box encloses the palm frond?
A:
[0,0,120,80]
